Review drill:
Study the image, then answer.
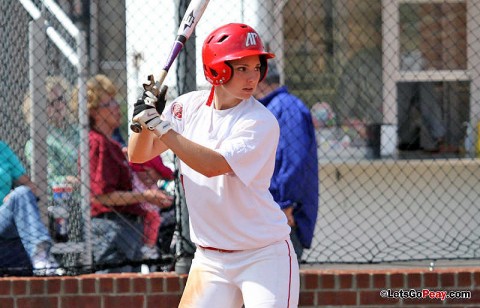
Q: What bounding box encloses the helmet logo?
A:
[246,32,258,47]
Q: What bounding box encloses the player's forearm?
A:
[128,129,168,163]
[161,130,232,177]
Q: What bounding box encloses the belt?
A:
[197,245,239,253]
[96,212,141,223]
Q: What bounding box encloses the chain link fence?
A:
[1,0,479,275]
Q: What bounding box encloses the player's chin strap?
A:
[205,86,215,107]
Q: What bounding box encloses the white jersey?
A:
[163,89,291,250]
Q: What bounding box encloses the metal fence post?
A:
[76,30,92,270]
[29,17,49,224]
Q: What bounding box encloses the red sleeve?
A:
[146,156,174,180]
[89,132,117,196]
[88,131,138,216]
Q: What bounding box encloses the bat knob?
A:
[130,122,143,133]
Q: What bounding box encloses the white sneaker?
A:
[32,244,65,276]
[141,264,150,274]
[32,257,65,276]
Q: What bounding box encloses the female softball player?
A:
[129,23,299,308]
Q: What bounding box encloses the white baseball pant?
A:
[179,239,299,308]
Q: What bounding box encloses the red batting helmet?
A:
[202,23,275,85]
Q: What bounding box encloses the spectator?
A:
[129,155,174,261]
[23,76,79,189]
[72,74,173,273]
[254,61,319,261]
[23,77,80,270]
[0,140,63,276]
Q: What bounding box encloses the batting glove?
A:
[132,87,172,137]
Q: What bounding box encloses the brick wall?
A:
[1,267,479,307]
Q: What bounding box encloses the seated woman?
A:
[72,74,173,273]
[0,141,63,276]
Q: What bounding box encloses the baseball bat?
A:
[131,0,210,133]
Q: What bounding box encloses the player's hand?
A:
[153,84,168,114]
[132,84,168,118]
[132,87,172,137]
[282,206,296,227]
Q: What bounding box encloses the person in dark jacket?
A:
[255,61,319,261]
